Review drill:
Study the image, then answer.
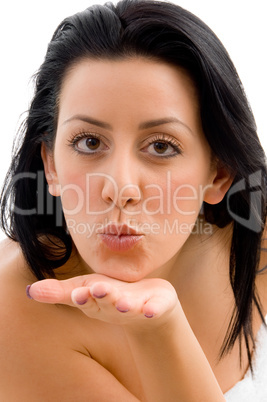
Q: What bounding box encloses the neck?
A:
[169,222,233,287]
[167,223,234,349]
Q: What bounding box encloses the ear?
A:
[204,163,233,205]
[41,143,61,197]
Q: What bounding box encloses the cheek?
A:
[142,168,208,219]
[57,170,86,214]
[54,161,87,219]
[171,177,211,216]
[58,170,110,218]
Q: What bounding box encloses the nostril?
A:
[120,197,133,210]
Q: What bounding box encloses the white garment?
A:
[224,317,267,401]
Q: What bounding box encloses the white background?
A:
[0,1,266,240]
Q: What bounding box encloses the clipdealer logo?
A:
[226,171,263,233]
[66,217,213,238]
[9,170,264,233]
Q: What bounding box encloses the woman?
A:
[0,0,266,400]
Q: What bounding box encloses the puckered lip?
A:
[100,223,142,236]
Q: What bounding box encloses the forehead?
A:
[60,57,198,98]
[57,57,201,130]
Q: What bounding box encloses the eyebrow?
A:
[138,117,192,133]
[63,115,112,130]
[63,114,193,134]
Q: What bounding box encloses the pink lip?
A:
[99,224,143,252]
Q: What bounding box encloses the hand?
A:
[27,274,179,328]
[27,276,225,402]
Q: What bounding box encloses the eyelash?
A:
[145,134,182,158]
[68,131,183,158]
[68,131,103,152]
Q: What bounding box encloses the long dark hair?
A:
[1,0,266,369]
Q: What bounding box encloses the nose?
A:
[101,155,142,210]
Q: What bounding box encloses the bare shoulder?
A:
[256,228,267,316]
[0,237,33,296]
[0,238,139,401]
[0,238,77,397]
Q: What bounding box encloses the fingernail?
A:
[116,306,129,313]
[26,285,33,300]
[92,292,107,299]
[144,313,155,318]
[75,298,88,305]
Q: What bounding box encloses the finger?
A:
[90,282,121,311]
[90,283,142,315]
[90,282,112,299]
[142,295,174,319]
[71,287,91,305]
[27,279,70,304]
[73,283,129,319]
[115,296,133,313]
[27,276,89,305]
[115,289,153,316]
[89,283,134,315]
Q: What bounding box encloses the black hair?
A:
[1,0,266,370]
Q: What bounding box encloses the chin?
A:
[78,250,153,282]
[93,264,149,283]
[106,270,147,283]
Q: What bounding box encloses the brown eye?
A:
[145,139,181,158]
[85,137,100,150]
[153,141,169,154]
[72,134,108,154]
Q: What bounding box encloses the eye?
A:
[78,137,100,151]
[149,141,173,155]
[143,135,182,158]
[69,133,108,154]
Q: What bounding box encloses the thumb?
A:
[26,276,88,305]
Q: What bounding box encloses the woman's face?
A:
[43,58,223,281]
